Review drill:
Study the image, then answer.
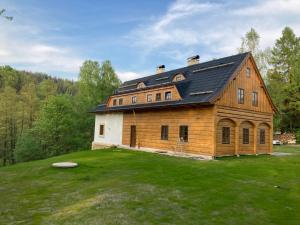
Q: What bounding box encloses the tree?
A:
[238,28,270,77]
[269,27,300,84]
[267,27,300,131]
[33,95,79,157]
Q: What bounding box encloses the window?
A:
[222,127,230,144]
[156,93,161,101]
[132,96,137,104]
[179,126,188,142]
[252,92,258,106]
[246,67,251,77]
[119,98,123,105]
[161,125,168,140]
[165,91,172,100]
[173,74,185,82]
[238,88,244,104]
[137,82,145,89]
[99,124,104,136]
[147,94,152,102]
[260,129,265,144]
[243,128,249,144]
[113,99,117,106]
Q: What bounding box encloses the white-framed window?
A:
[246,67,251,77]
[165,91,172,100]
[132,96,137,104]
[173,74,185,82]
[238,88,244,104]
[147,94,152,102]
[137,82,146,89]
[252,92,258,106]
[99,124,105,136]
[156,93,161,101]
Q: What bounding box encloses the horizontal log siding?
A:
[122,106,215,155]
[216,105,273,155]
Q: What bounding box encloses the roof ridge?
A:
[122,52,249,84]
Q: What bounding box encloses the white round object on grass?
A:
[52,162,78,168]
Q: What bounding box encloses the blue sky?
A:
[1,0,299,81]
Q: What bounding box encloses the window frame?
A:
[119,98,123,105]
[179,125,188,142]
[252,91,258,106]
[222,127,230,144]
[238,88,245,104]
[113,99,117,106]
[147,94,153,103]
[131,96,137,104]
[161,125,169,140]
[246,67,251,78]
[156,93,161,101]
[243,128,249,144]
[260,129,265,144]
[165,91,172,101]
[99,124,105,136]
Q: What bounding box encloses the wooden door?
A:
[130,125,136,147]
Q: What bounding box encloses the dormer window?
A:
[173,73,185,82]
[132,96,137,104]
[147,94,152,102]
[156,93,161,101]
[165,91,172,100]
[137,82,146,89]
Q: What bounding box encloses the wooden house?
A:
[91,52,277,158]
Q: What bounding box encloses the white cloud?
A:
[0,6,84,78]
[116,71,142,82]
[128,0,300,61]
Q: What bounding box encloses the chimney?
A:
[187,55,200,66]
[156,64,165,74]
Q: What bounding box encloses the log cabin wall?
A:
[122,106,215,156]
[215,56,274,156]
[107,85,182,107]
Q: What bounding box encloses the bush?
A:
[15,132,44,162]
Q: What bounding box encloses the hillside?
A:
[0,146,299,225]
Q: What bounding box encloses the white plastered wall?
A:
[93,113,123,146]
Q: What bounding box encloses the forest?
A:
[0,26,299,166]
[0,60,120,166]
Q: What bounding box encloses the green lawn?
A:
[0,146,299,225]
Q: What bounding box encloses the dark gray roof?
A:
[92,52,249,113]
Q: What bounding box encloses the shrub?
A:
[15,132,44,162]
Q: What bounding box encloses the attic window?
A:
[246,67,251,77]
[172,74,185,82]
[137,82,146,89]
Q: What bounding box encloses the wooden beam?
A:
[253,124,257,155]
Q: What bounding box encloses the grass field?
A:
[0,145,299,225]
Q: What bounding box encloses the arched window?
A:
[137,82,146,89]
[172,74,185,82]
